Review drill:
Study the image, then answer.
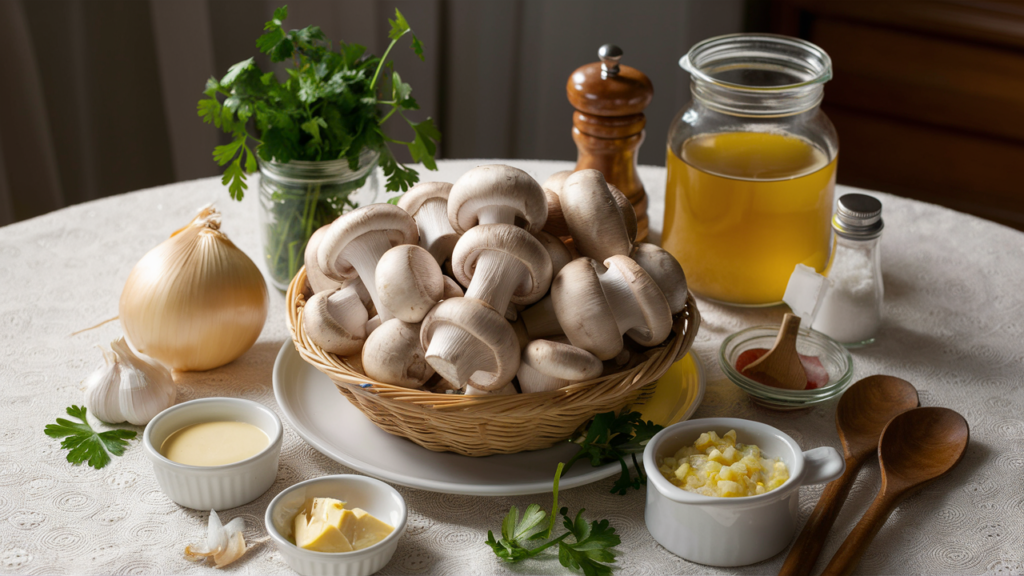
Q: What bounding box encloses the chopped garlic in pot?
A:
[657,430,789,497]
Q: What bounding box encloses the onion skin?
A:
[119,206,269,371]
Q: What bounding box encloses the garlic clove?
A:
[83,347,123,425]
[185,510,249,568]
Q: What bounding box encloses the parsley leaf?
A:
[44,406,137,470]
[564,410,663,495]
[486,461,619,575]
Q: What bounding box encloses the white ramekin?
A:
[265,475,408,576]
[143,397,283,510]
[643,417,844,567]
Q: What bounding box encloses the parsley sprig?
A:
[44,406,137,470]
[486,463,621,576]
[198,5,439,200]
[485,411,663,575]
[566,411,663,495]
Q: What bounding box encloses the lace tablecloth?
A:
[1,160,1021,576]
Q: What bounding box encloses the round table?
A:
[1,160,1021,575]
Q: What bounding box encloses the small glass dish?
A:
[718,325,853,410]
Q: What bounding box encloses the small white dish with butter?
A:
[643,417,844,567]
[143,397,283,510]
[266,475,407,576]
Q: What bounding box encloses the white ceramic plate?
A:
[272,342,705,496]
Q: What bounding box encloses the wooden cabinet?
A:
[771,0,1024,230]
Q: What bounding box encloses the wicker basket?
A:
[285,267,701,456]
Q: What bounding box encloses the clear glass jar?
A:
[258,149,379,290]
[663,34,839,306]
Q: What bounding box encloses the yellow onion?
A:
[119,205,268,371]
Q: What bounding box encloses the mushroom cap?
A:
[441,276,464,299]
[631,243,688,315]
[608,183,638,243]
[521,339,602,382]
[451,224,553,306]
[397,181,453,215]
[376,244,444,323]
[361,318,434,388]
[560,169,632,262]
[534,231,573,279]
[542,188,570,237]
[447,164,547,234]
[604,255,673,347]
[543,170,573,194]
[317,203,419,280]
[303,287,369,356]
[550,258,621,360]
[420,297,520,390]
[305,225,345,294]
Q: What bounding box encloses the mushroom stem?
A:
[417,199,459,264]
[477,204,519,226]
[344,230,396,322]
[520,296,563,339]
[598,263,648,337]
[424,324,497,388]
[464,250,528,314]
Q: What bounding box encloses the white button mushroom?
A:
[420,297,520,391]
[516,339,603,394]
[464,381,518,396]
[442,276,464,300]
[304,225,345,294]
[398,181,460,265]
[303,285,370,356]
[519,295,562,340]
[361,318,434,388]
[541,170,573,237]
[630,243,688,314]
[550,255,672,360]
[534,231,573,279]
[560,169,633,262]
[317,204,418,323]
[450,224,553,316]
[375,244,444,324]
[608,183,639,244]
[447,164,547,233]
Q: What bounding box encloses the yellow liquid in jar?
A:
[663,132,837,305]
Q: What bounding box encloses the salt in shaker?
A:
[784,194,884,346]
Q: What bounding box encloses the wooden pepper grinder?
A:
[567,44,654,241]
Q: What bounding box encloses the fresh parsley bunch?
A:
[198,5,439,200]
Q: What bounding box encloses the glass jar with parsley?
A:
[199,6,440,289]
[257,149,379,289]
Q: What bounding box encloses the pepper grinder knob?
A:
[598,44,623,79]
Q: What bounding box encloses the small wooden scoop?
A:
[742,313,806,390]
[821,407,970,576]
[778,375,918,576]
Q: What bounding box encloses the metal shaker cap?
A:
[833,193,883,239]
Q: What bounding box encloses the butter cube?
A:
[292,497,393,553]
[338,508,395,550]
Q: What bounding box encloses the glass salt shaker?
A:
[810,194,885,347]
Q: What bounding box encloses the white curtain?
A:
[0,0,743,225]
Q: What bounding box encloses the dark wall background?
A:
[1,0,1022,231]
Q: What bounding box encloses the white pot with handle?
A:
[643,417,844,567]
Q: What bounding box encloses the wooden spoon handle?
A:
[778,456,863,576]
[820,492,899,576]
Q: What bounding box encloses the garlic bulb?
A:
[119,205,269,371]
[84,337,177,425]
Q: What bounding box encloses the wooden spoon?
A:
[778,375,918,576]
[821,407,970,576]
[742,313,806,390]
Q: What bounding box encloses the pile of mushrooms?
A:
[301,164,688,395]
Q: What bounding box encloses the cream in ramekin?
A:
[143,397,283,510]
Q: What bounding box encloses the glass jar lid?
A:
[679,34,832,117]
